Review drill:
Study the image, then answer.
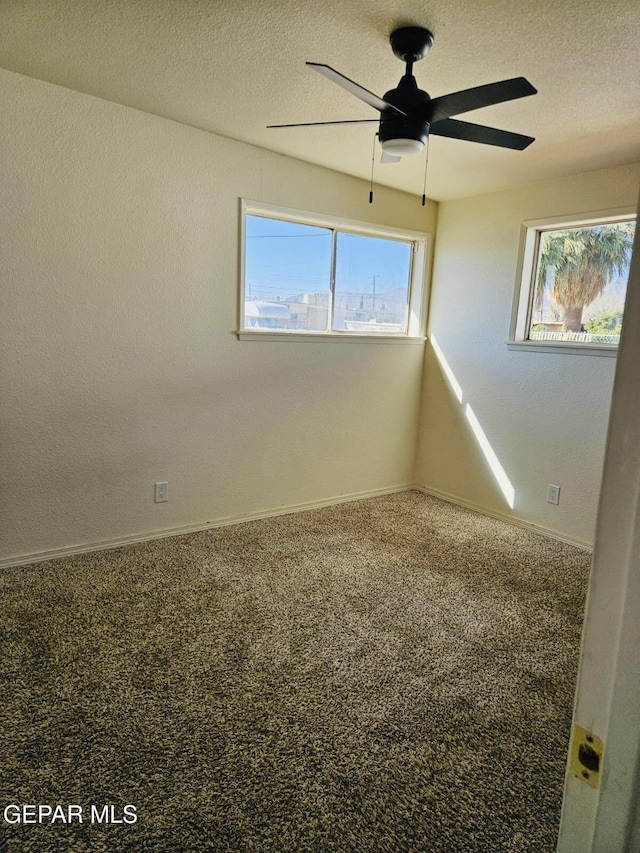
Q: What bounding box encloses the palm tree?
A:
[536,223,634,332]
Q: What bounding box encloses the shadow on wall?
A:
[419,337,516,510]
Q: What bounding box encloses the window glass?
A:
[528,221,635,345]
[244,215,332,332]
[333,233,412,334]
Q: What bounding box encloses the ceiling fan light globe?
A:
[380,138,424,157]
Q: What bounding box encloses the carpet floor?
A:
[0,491,590,852]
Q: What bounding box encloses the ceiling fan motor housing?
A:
[379,76,431,146]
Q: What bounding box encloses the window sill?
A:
[237,331,426,344]
[506,341,618,357]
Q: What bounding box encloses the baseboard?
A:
[414,484,593,552]
[0,484,415,569]
[1,482,593,568]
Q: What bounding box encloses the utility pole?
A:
[370,275,380,311]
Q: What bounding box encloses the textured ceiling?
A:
[1,0,639,200]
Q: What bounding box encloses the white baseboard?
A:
[1,482,592,568]
[0,484,414,569]
[414,484,593,551]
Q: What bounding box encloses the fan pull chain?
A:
[369,134,376,203]
[421,136,431,206]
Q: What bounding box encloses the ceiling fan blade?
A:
[267,119,380,128]
[430,118,535,150]
[307,63,406,116]
[430,77,537,123]
[381,151,402,164]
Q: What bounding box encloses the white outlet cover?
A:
[154,482,168,503]
[547,484,560,505]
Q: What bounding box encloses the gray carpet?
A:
[0,491,590,852]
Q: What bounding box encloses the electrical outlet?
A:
[547,484,560,505]
[154,481,168,503]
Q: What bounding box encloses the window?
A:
[510,209,636,355]
[239,201,428,341]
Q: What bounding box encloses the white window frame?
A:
[238,199,430,343]
[507,206,636,357]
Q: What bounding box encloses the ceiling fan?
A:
[268,26,537,164]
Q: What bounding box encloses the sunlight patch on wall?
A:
[430,335,463,402]
[464,404,516,509]
[430,335,516,509]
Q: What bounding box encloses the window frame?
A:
[508,206,636,357]
[238,199,430,343]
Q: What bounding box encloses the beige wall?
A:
[0,69,436,563]
[416,162,640,547]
